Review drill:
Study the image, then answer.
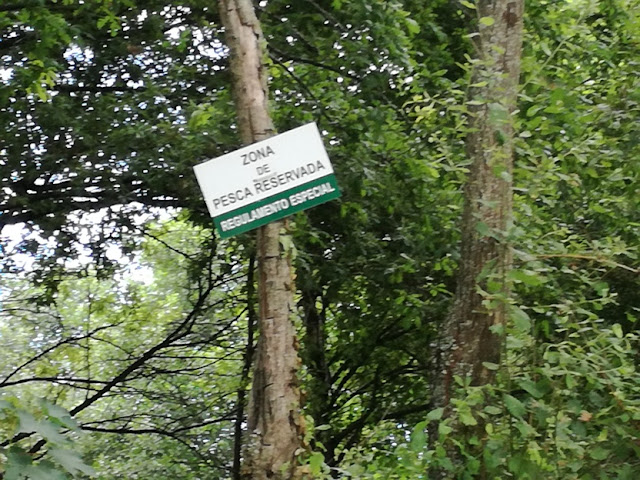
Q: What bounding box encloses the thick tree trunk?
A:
[432,0,524,408]
[217,1,304,479]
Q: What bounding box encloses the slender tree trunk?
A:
[232,255,256,480]
[432,0,524,410]
[300,291,333,457]
[218,1,304,478]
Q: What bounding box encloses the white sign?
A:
[194,123,335,217]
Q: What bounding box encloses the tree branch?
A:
[1,282,215,451]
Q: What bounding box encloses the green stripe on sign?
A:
[214,174,341,239]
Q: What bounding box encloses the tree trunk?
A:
[217,1,304,479]
[300,290,333,458]
[232,255,256,480]
[432,0,524,410]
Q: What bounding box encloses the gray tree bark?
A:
[432,0,524,410]
[217,1,304,479]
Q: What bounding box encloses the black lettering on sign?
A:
[242,145,275,165]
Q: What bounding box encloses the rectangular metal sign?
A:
[194,122,341,238]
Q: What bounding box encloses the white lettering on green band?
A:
[214,174,340,238]
[220,198,291,232]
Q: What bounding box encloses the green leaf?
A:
[517,379,545,399]
[589,446,609,460]
[405,18,420,34]
[427,407,445,422]
[482,361,500,370]
[479,17,495,26]
[503,394,526,418]
[188,107,212,130]
[593,281,609,296]
[308,451,325,475]
[17,411,67,444]
[24,463,68,480]
[96,16,110,29]
[509,269,545,286]
[279,234,297,259]
[516,420,537,438]
[511,306,531,332]
[410,421,427,451]
[460,0,476,8]
[484,405,502,415]
[507,454,526,475]
[5,446,32,480]
[459,410,478,426]
[49,448,96,476]
[438,422,453,436]
[425,166,440,178]
[40,400,79,431]
[526,105,542,117]
[476,221,490,236]
[612,323,623,339]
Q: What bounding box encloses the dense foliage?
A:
[1,0,638,478]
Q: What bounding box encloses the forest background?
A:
[0,0,639,479]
